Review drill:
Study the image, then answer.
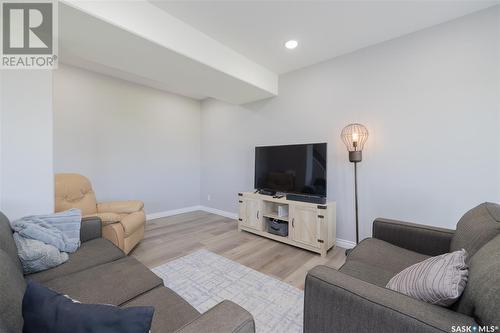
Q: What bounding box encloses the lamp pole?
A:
[349,150,362,244]
[354,161,359,244]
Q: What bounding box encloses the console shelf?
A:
[262,213,289,222]
[237,192,336,257]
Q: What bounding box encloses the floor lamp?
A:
[341,123,369,245]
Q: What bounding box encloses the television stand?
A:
[237,192,336,257]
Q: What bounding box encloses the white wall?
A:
[53,65,201,214]
[0,70,54,220]
[200,7,500,243]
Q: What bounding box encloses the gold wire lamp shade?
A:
[341,123,369,163]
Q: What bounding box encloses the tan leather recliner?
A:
[54,173,146,254]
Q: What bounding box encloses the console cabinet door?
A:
[290,205,320,248]
[240,198,262,230]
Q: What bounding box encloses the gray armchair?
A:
[304,202,500,333]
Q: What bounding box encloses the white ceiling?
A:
[151,0,499,74]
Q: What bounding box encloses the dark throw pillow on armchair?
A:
[22,281,154,333]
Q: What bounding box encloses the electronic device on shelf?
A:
[277,205,288,216]
[285,193,326,204]
[257,189,276,196]
[267,218,288,237]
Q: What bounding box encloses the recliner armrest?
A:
[80,216,102,242]
[175,300,255,333]
[304,265,475,333]
[97,200,144,214]
[373,218,454,256]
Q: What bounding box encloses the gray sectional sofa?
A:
[0,212,255,333]
[304,202,500,332]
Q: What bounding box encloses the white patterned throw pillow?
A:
[386,249,468,306]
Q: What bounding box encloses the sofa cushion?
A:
[23,281,154,333]
[340,238,430,286]
[450,202,500,258]
[122,286,199,333]
[340,260,397,287]
[27,238,124,283]
[454,235,500,326]
[0,250,26,333]
[386,249,468,307]
[44,256,162,305]
[0,211,23,274]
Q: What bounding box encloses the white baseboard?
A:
[146,205,237,221]
[199,206,238,219]
[146,205,202,221]
[335,238,356,249]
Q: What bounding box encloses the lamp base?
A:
[349,151,362,163]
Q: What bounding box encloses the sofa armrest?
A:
[80,216,102,242]
[304,265,475,333]
[175,301,255,333]
[372,218,455,256]
[97,200,144,214]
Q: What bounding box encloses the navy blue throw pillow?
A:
[23,281,154,333]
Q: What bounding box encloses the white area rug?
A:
[152,249,304,333]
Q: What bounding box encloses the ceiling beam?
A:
[59,0,278,104]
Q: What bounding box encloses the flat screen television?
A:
[254,143,327,197]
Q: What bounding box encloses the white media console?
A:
[237,192,336,256]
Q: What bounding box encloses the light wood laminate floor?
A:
[131,210,346,290]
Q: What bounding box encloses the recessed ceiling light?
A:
[285,40,298,50]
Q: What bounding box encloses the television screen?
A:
[254,143,327,197]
